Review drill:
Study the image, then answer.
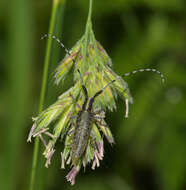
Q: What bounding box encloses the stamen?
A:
[27,123,36,142]
[45,148,55,168]
[95,150,103,160]
[97,140,104,158]
[83,160,86,168]
[44,131,55,139]
[32,117,38,121]
[39,134,47,147]
[91,160,96,170]
[125,99,129,118]
[33,128,49,137]
[94,152,100,167]
[66,167,79,185]
[61,152,65,169]
[67,156,71,165]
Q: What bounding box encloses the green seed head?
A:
[28,21,132,185]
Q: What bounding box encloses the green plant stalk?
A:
[46,0,66,106]
[82,0,93,72]
[87,0,93,26]
[29,1,60,190]
[39,2,66,190]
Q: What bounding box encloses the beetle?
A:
[70,67,165,165]
[70,69,108,165]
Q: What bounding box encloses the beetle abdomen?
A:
[71,111,92,165]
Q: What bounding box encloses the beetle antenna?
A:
[41,33,77,66]
[121,68,165,84]
[77,69,84,86]
[102,68,165,91]
[88,68,165,113]
[41,34,89,108]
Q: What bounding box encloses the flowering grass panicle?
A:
[28,12,132,185]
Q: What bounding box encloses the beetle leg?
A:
[95,120,115,144]
[65,143,72,148]
[92,109,105,120]
[89,133,98,150]
[67,129,75,137]
[91,111,106,126]
[61,122,75,142]
[95,119,108,127]
[70,115,77,125]
[93,108,105,114]
[93,115,105,120]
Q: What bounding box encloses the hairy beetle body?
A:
[71,111,92,164]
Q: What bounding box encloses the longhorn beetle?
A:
[41,34,165,165]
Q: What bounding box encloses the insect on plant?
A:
[71,67,165,166]
[42,34,165,163]
[28,34,165,185]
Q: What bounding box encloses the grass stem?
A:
[29,1,61,190]
[82,0,93,72]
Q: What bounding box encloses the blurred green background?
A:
[0,0,186,190]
